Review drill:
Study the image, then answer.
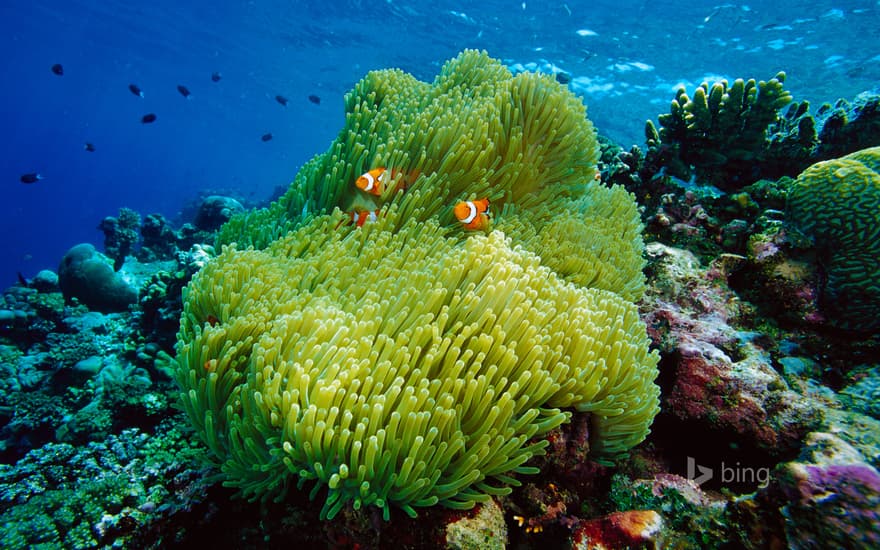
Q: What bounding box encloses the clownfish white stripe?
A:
[461,201,478,224]
[362,172,376,191]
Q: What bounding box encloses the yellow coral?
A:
[177,50,659,520]
[218,49,600,249]
[177,213,659,519]
[494,184,647,301]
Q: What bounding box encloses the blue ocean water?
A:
[0,0,876,286]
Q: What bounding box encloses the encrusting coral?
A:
[175,50,659,520]
[785,146,880,331]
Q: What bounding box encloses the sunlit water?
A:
[1,0,876,284]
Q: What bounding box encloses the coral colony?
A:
[2,50,879,548]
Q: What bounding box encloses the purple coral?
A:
[782,462,880,548]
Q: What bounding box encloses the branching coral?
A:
[99,208,141,271]
[785,146,880,330]
[176,50,659,520]
[644,79,880,193]
[814,93,880,160]
[643,73,792,189]
[763,100,820,178]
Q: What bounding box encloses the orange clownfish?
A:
[335,209,380,229]
[355,167,414,196]
[454,198,491,230]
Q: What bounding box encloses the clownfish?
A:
[454,198,491,230]
[335,209,380,230]
[355,168,414,196]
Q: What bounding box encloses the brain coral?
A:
[786,146,880,330]
[175,50,659,520]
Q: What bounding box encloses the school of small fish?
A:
[18,63,323,185]
[36,62,492,234]
[41,64,490,233]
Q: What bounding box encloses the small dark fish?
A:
[141,113,157,123]
[759,22,793,31]
[84,142,96,152]
[17,272,29,287]
[275,95,289,106]
[211,72,222,82]
[51,63,64,76]
[129,83,144,97]
[846,66,865,78]
[20,173,43,184]
[177,84,191,98]
[261,133,273,142]
[555,72,572,85]
[308,94,321,105]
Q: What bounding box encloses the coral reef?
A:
[732,432,880,549]
[176,50,659,521]
[0,285,66,345]
[761,99,820,179]
[641,243,822,459]
[138,244,215,352]
[444,499,507,549]
[569,509,663,550]
[98,198,222,271]
[3,48,880,550]
[642,83,880,198]
[58,244,138,313]
[814,92,880,160]
[734,221,824,328]
[601,136,793,265]
[0,423,204,549]
[839,366,880,420]
[785,146,880,331]
[643,72,792,190]
[193,195,244,232]
[138,214,179,262]
[606,473,729,549]
[0,201,227,547]
[99,208,142,271]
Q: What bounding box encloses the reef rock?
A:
[569,510,663,550]
[58,244,137,313]
[193,195,244,231]
[444,499,507,550]
[733,432,880,549]
[642,243,821,457]
[31,270,60,293]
